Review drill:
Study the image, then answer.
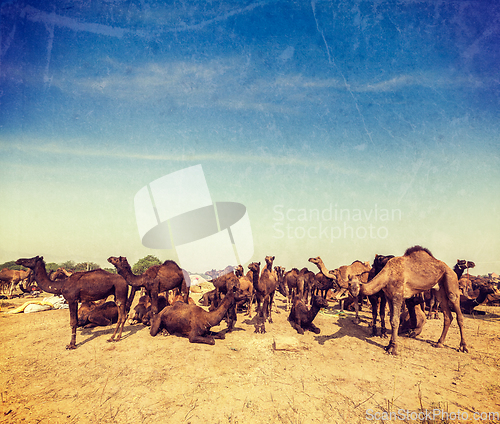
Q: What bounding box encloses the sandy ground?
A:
[1,289,500,424]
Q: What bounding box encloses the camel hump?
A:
[404,245,434,258]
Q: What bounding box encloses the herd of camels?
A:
[13,245,497,355]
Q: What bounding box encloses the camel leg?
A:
[245,291,254,317]
[66,301,78,350]
[369,295,379,337]
[291,321,305,335]
[379,293,387,338]
[352,294,360,324]
[188,331,216,345]
[308,323,321,334]
[435,286,468,352]
[386,296,403,355]
[254,296,265,333]
[404,296,418,338]
[268,292,275,322]
[151,283,160,315]
[108,301,126,342]
[89,316,112,326]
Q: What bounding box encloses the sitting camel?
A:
[208,271,240,331]
[16,256,134,349]
[288,295,328,334]
[150,283,237,345]
[399,303,426,337]
[107,256,188,316]
[460,283,497,315]
[78,300,118,328]
[348,246,468,355]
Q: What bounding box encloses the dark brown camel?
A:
[310,271,337,300]
[16,256,134,349]
[460,283,497,315]
[107,256,188,316]
[283,268,301,311]
[288,295,328,334]
[298,267,315,305]
[248,256,277,333]
[348,246,468,355]
[149,284,237,345]
[366,254,394,338]
[424,259,477,319]
[78,300,119,328]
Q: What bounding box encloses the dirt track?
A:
[1,291,499,424]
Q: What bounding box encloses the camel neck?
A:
[208,292,234,326]
[34,261,64,295]
[316,261,335,280]
[117,265,143,287]
[251,268,260,288]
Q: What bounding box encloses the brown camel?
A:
[16,256,134,349]
[78,300,119,328]
[107,256,188,316]
[208,271,240,331]
[234,265,254,316]
[308,257,370,324]
[0,268,30,297]
[288,295,329,334]
[348,246,468,355]
[248,256,278,333]
[399,303,426,337]
[149,284,237,344]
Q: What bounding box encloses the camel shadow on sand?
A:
[76,323,146,348]
[314,312,389,350]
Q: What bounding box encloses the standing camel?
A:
[0,268,30,297]
[16,256,134,349]
[107,256,188,315]
[248,256,277,333]
[309,257,370,324]
[366,254,394,338]
[348,246,468,355]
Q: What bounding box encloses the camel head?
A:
[347,275,361,297]
[265,256,275,269]
[16,256,44,270]
[308,257,322,266]
[234,265,244,277]
[311,295,329,309]
[107,256,130,270]
[248,262,260,274]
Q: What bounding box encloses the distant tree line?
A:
[0,255,164,275]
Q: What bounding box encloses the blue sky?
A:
[0,0,499,275]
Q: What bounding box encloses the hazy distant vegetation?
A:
[0,255,164,275]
